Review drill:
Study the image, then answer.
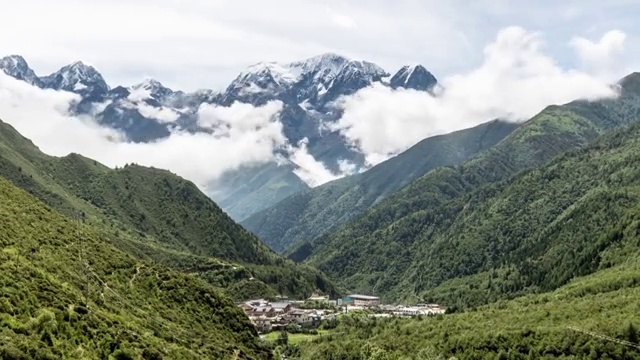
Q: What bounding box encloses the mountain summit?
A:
[40,61,110,99]
[223,53,390,107]
[0,55,43,87]
[389,64,438,91]
[129,78,175,103]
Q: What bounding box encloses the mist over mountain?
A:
[0,28,624,223]
[0,52,439,220]
[4,1,640,358]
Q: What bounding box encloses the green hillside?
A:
[294,259,640,359]
[209,162,310,222]
[0,175,270,359]
[0,119,337,301]
[242,120,518,253]
[304,73,640,304]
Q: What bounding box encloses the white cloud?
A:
[333,27,621,165]
[326,7,358,29]
[197,101,284,137]
[570,30,627,80]
[138,104,180,123]
[337,159,358,175]
[0,72,286,187]
[331,14,358,29]
[288,138,342,187]
[119,100,180,123]
[122,86,180,123]
[0,71,342,188]
[127,87,152,102]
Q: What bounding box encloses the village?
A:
[238,293,447,333]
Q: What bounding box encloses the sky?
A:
[0,1,635,189]
[1,0,639,91]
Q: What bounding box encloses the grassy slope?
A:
[296,259,640,359]
[0,120,337,301]
[0,176,270,359]
[242,120,518,253]
[306,73,640,303]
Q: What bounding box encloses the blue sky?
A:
[0,0,637,91]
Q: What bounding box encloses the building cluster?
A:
[238,297,336,333]
[239,293,447,332]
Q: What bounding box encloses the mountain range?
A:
[300,72,640,305]
[0,53,438,221]
[5,50,640,359]
[242,119,519,253]
[294,74,640,358]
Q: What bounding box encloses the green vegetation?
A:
[243,120,518,253]
[264,330,328,345]
[0,119,337,301]
[0,175,270,359]
[210,161,309,221]
[304,73,640,305]
[294,259,640,359]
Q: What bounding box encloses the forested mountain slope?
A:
[0,119,337,300]
[0,176,270,359]
[295,258,640,359]
[243,120,518,253]
[304,73,640,304]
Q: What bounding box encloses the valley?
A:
[2,8,640,358]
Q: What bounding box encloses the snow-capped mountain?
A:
[0,55,43,87]
[0,53,438,220]
[389,64,438,92]
[129,79,176,104]
[94,79,192,142]
[40,61,110,100]
[222,53,389,109]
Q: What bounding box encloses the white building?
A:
[347,294,380,307]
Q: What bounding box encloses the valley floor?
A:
[283,258,640,359]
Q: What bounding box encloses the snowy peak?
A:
[288,53,350,83]
[129,78,174,102]
[234,53,352,89]
[290,53,348,69]
[41,60,109,97]
[390,64,437,91]
[316,59,389,102]
[348,60,387,77]
[227,53,390,104]
[0,55,43,87]
[235,62,300,89]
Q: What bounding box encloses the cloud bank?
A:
[287,138,345,187]
[334,27,621,165]
[571,30,627,80]
[0,26,629,191]
[0,72,286,188]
